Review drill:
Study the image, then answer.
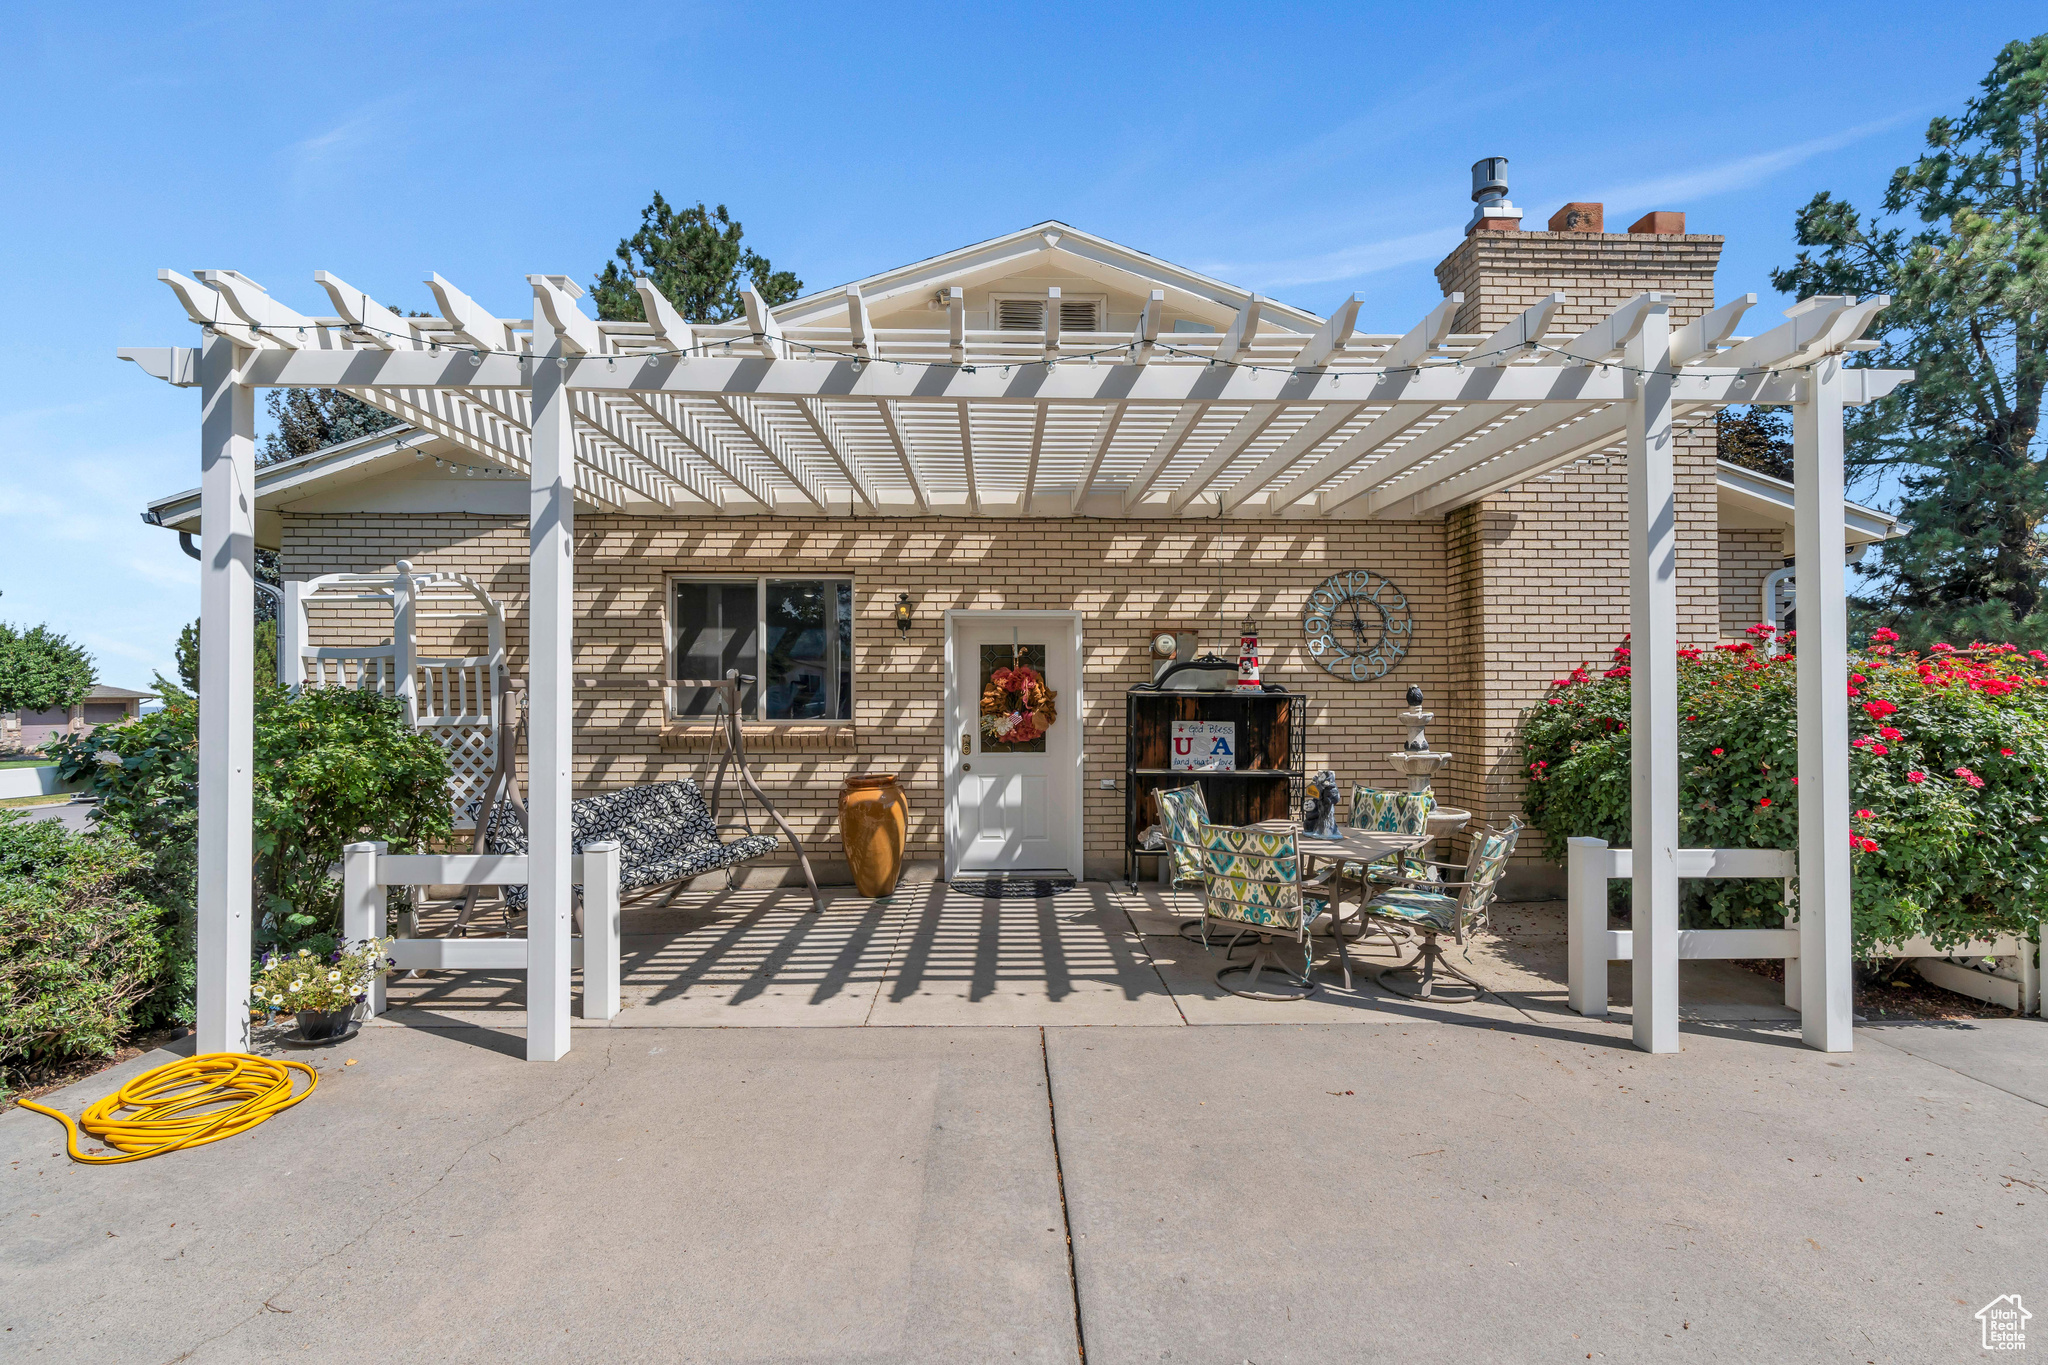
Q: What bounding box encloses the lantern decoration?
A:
[1235,624,1263,692]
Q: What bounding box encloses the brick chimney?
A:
[1435,188,1720,334]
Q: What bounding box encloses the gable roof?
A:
[770,220,1327,333]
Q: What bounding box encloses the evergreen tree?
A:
[590,194,802,324]
[1773,34,2048,648]
[1716,406,1795,482]
[258,389,399,465]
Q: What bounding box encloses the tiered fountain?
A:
[1386,685,1472,840]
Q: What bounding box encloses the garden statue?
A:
[1302,769,1341,838]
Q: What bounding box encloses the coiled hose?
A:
[17,1053,317,1164]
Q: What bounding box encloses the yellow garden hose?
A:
[17,1053,317,1164]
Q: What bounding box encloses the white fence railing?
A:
[1567,837,2042,1018]
[1567,839,1799,1018]
[342,840,621,1022]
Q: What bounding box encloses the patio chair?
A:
[1150,784,1211,941]
[1365,819,1521,1002]
[1349,785,1436,881]
[1199,823,1316,1002]
[1299,786,1434,960]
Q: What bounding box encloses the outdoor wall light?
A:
[895,593,914,636]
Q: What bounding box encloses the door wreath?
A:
[981,664,1058,745]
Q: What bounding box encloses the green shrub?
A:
[1519,629,2048,953]
[51,683,453,958]
[0,815,169,1094]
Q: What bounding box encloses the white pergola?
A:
[123,268,1906,1060]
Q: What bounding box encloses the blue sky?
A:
[0,1,2038,686]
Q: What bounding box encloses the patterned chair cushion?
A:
[1152,785,1210,887]
[485,779,780,907]
[1365,886,1460,931]
[1199,824,1304,933]
[1344,786,1435,880]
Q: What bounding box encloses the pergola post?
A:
[195,332,256,1055]
[1794,357,1854,1051]
[526,321,576,1061]
[1626,309,1681,1054]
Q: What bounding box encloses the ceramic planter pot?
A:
[294,1006,357,1042]
[838,774,909,897]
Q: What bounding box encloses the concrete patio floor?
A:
[373,881,1804,1033]
[5,883,2041,1363]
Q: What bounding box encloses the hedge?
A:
[1518,628,2048,953]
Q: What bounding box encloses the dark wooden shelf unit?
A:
[1124,688,1308,883]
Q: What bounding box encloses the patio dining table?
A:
[1250,820,1432,990]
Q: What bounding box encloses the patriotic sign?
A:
[1170,721,1237,772]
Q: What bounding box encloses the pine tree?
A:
[1716,406,1795,482]
[258,389,399,465]
[589,194,802,324]
[1773,33,2048,648]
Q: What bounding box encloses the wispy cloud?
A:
[1190,111,1921,298]
[283,96,410,196]
[1201,225,1466,291]
[1584,113,1921,216]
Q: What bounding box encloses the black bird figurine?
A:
[1406,685,1424,706]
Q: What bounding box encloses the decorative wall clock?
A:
[1302,570,1413,681]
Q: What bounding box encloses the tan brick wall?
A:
[281,512,1455,881]
[1432,229,1727,883]
[1718,529,1786,642]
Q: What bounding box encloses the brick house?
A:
[141,194,1893,898]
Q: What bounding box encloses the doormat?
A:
[948,878,1076,900]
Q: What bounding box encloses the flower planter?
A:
[293,1006,358,1042]
[838,774,909,897]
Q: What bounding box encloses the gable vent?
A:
[1059,299,1102,332]
[997,298,1045,330]
[993,294,1106,332]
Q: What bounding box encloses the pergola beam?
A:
[875,399,930,511]
[624,391,762,506]
[1362,401,1603,513]
[1469,292,1565,366]
[1068,401,1126,514]
[1131,290,1165,363]
[846,286,879,362]
[957,400,982,516]
[793,398,879,512]
[1121,403,1208,513]
[427,273,517,353]
[743,286,787,359]
[1292,294,1361,370]
[714,394,828,511]
[1166,403,1284,513]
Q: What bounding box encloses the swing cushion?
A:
[486,779,780,906]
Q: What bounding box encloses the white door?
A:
[946,613,1083,877]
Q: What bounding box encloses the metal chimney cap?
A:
[1470,157,1510,202]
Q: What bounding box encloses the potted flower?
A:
[251,939,394,1041]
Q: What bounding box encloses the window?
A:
[670,577,853,722]
[992,294,1105,332]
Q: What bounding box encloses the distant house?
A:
[2,684,155,753]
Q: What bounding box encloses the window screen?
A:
[672,580,758,716]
